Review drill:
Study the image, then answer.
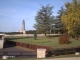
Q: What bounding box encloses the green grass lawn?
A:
[0,54,80,60]
[5,36,80,48]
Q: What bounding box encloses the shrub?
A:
[59,34,69,44]
[34,32,37,40]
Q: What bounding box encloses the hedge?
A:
[5,40,51,51]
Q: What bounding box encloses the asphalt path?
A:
[0,42,36,58]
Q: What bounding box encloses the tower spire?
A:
[21,20,26,34]
[22,20,25,31]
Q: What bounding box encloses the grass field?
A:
[0,54,80,60]
[5,36,80,48]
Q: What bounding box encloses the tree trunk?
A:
[45,33,46,37]
[75,36,78,40]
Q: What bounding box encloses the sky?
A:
[0,0,72,32]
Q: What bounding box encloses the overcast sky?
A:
[0,0,72,32]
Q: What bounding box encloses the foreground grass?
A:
[0,54,80,60]
[5,36,80,48]
[0,58,37,60]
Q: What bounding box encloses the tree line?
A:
[34,0,80,39]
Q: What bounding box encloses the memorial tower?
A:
[22,20,25,31]
[20,20,26,34]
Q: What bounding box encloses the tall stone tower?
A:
[20,20,26,34]
[22,20,25,31]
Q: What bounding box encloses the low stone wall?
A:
[4,34,61,37]
[0,40,4,49]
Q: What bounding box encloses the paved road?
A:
[0,47,36,58]
[40,57,80,60]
